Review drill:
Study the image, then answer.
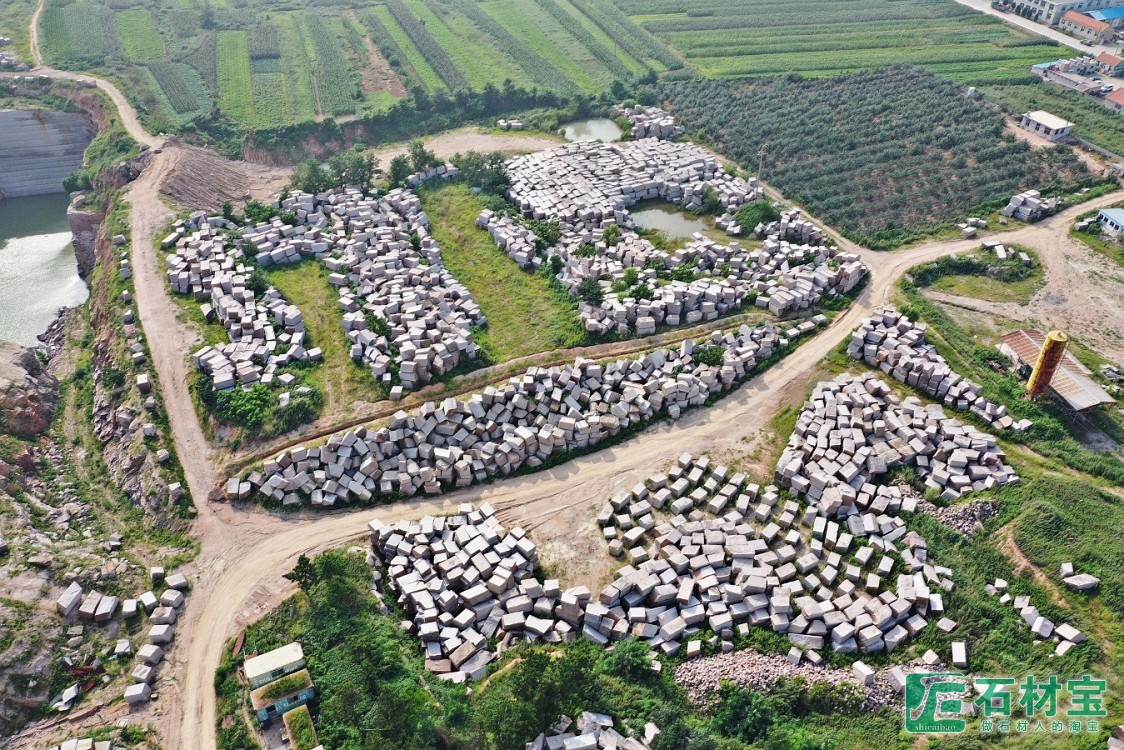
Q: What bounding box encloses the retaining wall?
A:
[0,109,93,199]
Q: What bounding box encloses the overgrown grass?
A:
[420,183,586,362]
[261,260,386,414]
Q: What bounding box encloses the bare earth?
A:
[14,7,1124,745]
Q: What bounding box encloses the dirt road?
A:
[370,127,563,165]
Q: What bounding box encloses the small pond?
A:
[0,193,88,346]
[629,201,714,240]
[560,117,623,143]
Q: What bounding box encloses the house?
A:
[999,329,1115,411]
[1003,0,1117,25]
[244,642,305,689]
[1089,5,1124,27]
[1104,86,1124,110]
[1096,51,1124,74]
[1018,110,1076,141]
[1097,206,1124,233]
[250,668,316,726]
[1058,10,1115,43]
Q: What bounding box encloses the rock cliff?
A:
[0,340,58,436]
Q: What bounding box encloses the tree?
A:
[388,154,412,187]
[285,554,317,589]
[408,140,438,172]
[577,278,604,306]
[712,684,775,743]
[289,159,332,195]
[328,149,377,192]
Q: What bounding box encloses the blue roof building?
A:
[1089,5,1124,23]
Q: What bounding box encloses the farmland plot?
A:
[216,30,254,124]
[43,0,119,65]
[483,0,612,90]
[384,0,469,90]
[148,60,211,117]
[275,14,317,123]
[527,0,634,80]
[402,0,530,90]
[663,67,1098,248]
[457,1,579,94]
[618,0,1065,85]
[302,14,363,116]
[115,9,164,62]
[364,5,445,92]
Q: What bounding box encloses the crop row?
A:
[302,14,361,116]
[251,71,290,126]
[568,0,681,70]
[527,0,633,80]
[275,13,317,122]
[248,20,281,60]
[384,0,469,90]
[481,0,602,91]
[61,2,118,64]
[366,6,444,91]
[456,1,579,94]
[148,60,210,115]
[115,9,164,62]
[39,7,71,62]
[360,9,425,89]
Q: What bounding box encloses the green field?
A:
[216,30,253,124]
[147,60,211,118]
[115,9,164,62]
[366,5,445,92]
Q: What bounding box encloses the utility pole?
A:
[757,143,767,178]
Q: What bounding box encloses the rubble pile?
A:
[165,213,313,391]
[591,453,948,660]
[776,373,1020,505]
[847,308,1031,431]
[525,713,660,750]
[759,210,827,245]
[1000,190,1049,222]
[780,374,1019,503]
[675,648,899,711]
[985,576,1086,656]
[505,139,760,226]
[369,503,591,683]
[614,104,682,140]
[0,37,29,71]
[916,498,997,537]
[249,320,805,506]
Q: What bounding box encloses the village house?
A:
[1089,5,1124,27]
[1058,10,1115,43]
[1097,51,1124,75]
[1018,110,1076,141]
[1003,0,1117,25]
[244,642,306,689]
[1103,87,1124,110]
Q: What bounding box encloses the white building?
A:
[1019,110,1076,141]
[244,642,306,689]
[1098,207,1124,234]
[1003,0,1118,25]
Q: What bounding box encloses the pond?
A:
[560,117,623,143]
[0,193,88,346]
[630,201,714,240]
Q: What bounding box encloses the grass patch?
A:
[420,183,586,362]
[922,246,1044,304]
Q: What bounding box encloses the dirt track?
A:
[16,7,1124,743]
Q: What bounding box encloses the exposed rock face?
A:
[67,198,103,279]
[0,340,58,436]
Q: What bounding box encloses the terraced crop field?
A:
[618,0,1066,85]
[216,30,253,125]
[148,60,211,118]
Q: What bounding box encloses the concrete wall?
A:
[0,109,94,199]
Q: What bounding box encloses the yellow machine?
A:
[1027,330,1068,400]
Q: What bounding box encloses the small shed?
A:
[998,330,1116,411]
[1019,110,1076,142]
[244,642,306,689]
[1098,207,1124,234]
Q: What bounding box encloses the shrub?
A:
[693,345,725,366]
[577,278,604,305]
